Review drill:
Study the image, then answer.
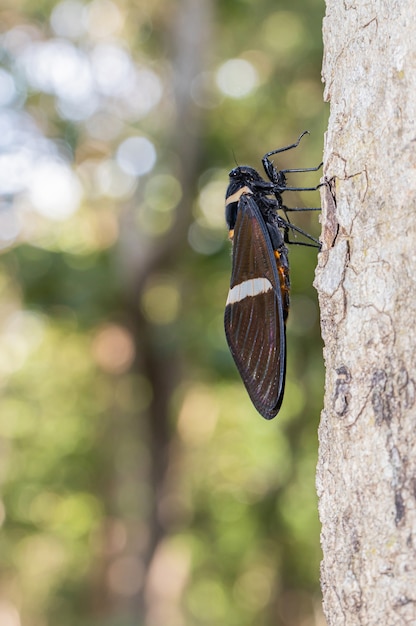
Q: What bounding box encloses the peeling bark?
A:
[315,1,416,624]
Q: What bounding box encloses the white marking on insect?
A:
[225,186,252,206]
[226,277,273,305]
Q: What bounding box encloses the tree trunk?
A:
[315,1,416,624]
[97,0,212,622]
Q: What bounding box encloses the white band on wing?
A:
[226,277,273,305]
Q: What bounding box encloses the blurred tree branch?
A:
[113,0,212,620]
[119,0,211,290]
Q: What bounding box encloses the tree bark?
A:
[315,1,416,624]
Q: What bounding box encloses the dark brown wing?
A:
[224,194,286,419]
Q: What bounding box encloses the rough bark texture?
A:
[315,1,416,624]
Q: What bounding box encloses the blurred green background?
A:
[0,0,327,624]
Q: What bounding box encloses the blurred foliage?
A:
[0,0,328,625]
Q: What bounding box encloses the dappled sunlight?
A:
[0,6,163,254]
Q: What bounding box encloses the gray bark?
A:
[315,1,416,624]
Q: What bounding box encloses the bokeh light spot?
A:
[116,136,156,177]
[188,578,228,621]
[28,160,82,220]
[91,324,135,374]
[0,148,34,195]
[0,199,20,249]
[141,277,181,325]
[0,69,16,107]
[125,67,163,119]
[188,220,224,255]
[0,600,21,626]
[198,179,227,229]
[91,43,135,96]
[146,539,191,608]
[0,310,46,375]
[51,493,101,539]
[135,203,175,237]
[50,0,86,39]
[85,111,124,141]
[177,385,219,445]
[84,0,124,39]
[21,39,93,102]
[95,159,137,199]
[234,564,274,611]
[262,11,305,55]
[216,58,258,98]
[144,174,182,213]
